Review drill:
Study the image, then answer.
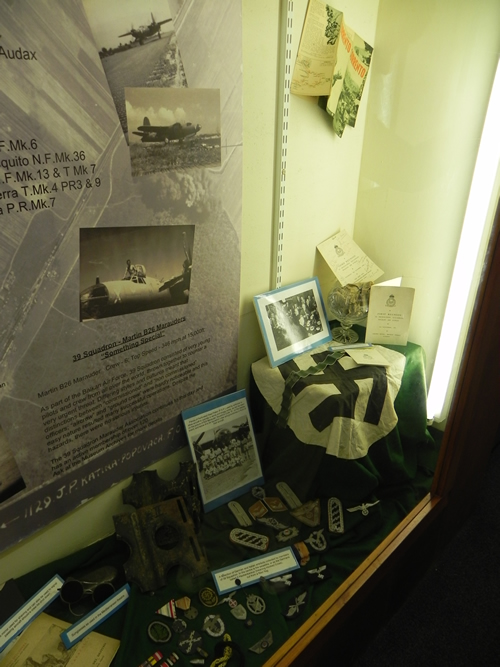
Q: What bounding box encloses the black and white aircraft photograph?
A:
[83,0,187,138]
[79,225,194,320]
[126,87,222,175]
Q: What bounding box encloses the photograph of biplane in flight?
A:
[133,117,202,144]
[118,13,172,45]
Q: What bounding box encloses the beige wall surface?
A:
[2,0,500,581]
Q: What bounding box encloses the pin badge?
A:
[246,593,266,615]
[202,614,225,637]
[276,526,299,542]
[256,516,288,531]
[184,606,199,620]
[304,528,327,552]
[172,618,187,633]
[198,587,218,607]
[230,603,247,620]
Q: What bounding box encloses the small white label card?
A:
[60,584,130,649]
[366,286,415,346]
[212,547,299,595]
[317,229,384,286]
[0,574,64,654]
[347,346,391,366]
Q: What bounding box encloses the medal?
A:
[198,587,218,607]
[202,614,225,637]
[246,593,266,614]
[304,528,327,552]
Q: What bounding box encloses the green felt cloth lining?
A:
[15,334,441,666]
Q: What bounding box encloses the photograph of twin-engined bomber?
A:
[126,87,221,176]
[83,0,187,138]
[118,12,172,45]
[79,225,194,321]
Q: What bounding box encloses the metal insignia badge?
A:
[172,618,187,633]
[256,516,288,531]
[346,500,380,516]
[230,603,247,620]
[246,593,266,615]
[306,565,332,584]
[198,587,218,607]
[276,482,302,509]
[228,501,252,526]
[276,526,299,542]
[229,528,269,552]
[304,528,327,552]
[249,630,273,654]
[184,606,199,620]
[202,614,225,637]
[251,486,266,499]
[328,497,345,533]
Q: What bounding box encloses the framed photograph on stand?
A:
[254,277,332,367]
[182,390,263,512]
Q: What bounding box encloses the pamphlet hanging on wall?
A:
[253,278,332,368]
[291,0,374,137]
[182,390,264,512]
[0,0,242,552]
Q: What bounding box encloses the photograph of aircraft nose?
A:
[133,117,202,143]
[79,226,194,321]
[118,12,172,45]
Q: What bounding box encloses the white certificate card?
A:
[317,229,384,286]
[365,286,415,346]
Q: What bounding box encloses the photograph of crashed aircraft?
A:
[133,116,201,143]
[118,13,172,45]
[126,87,221,175]
[79,225,194,321]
